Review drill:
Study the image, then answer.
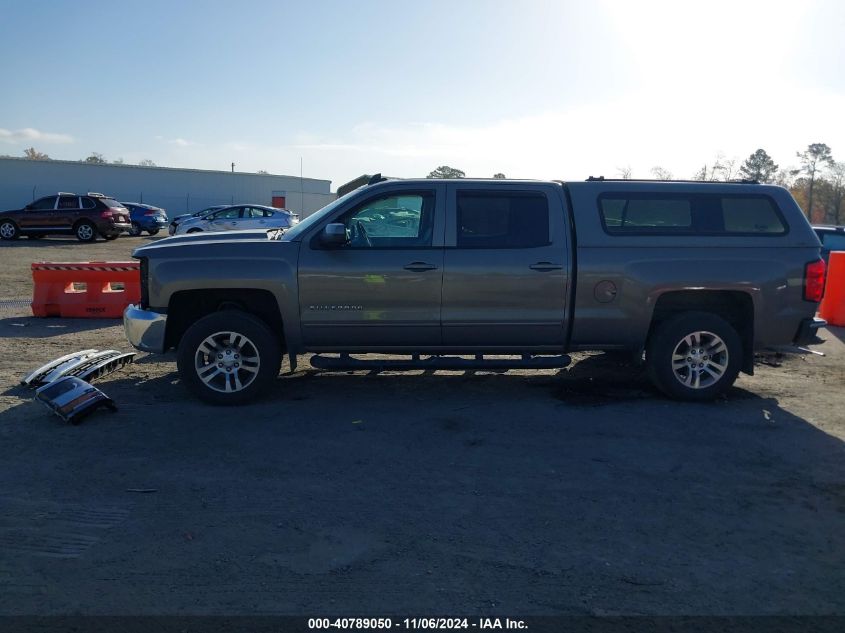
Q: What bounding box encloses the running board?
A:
[309,353,571,371]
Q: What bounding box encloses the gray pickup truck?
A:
[123,177,826,404]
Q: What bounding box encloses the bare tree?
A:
[492,173,506,179]
[138,159,157,167]
[23,147,50,160]
[616,165,632,179]
[650,166,673,180]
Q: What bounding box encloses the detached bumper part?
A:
[123,304,167,353]
[35,376,116,425]
[794,317,826,345]
[21,349,135,388]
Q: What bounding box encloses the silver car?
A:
[174,205,298,235]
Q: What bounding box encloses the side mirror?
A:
[321,223,348,246]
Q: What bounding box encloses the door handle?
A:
[529,262,563,271]
[404,262,438,272]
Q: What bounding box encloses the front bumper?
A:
[123,304,167,353]
[794,316,827,345]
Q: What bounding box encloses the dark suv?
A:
[0,193,132,242]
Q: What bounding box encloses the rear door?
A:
[441,183,571,348]
[54,195,81,229]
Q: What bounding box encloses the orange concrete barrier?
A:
[819,252,845,327]
[31,262,141,318]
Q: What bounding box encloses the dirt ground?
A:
[0,235,844,616]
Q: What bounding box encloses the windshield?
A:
[282,189,360,240]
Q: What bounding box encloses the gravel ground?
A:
[0,235,844,616]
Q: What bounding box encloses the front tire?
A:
[646,311,742,401]
[103,233,119,241]
[186,228,202,234]
[0,220,20,240]
[75,221,97,242]
[176,310,282,405]
[147,228,160,236]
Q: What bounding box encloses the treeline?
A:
[429,143,843,225]
[4,147,158,167]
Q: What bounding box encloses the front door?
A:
[19,195,58,231]
[207,206,243,231]
[441,183,570,348]
[298,186,445,349]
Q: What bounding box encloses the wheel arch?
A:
[647,290,755,375]
[165,288,286,356]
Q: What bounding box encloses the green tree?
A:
[796,143,834,218]
[427,165,465,179]
[84,152,106,164]
[739,149,778,183]
[492,173,506,179]
[138,159,156,167]
[23,147,50,160]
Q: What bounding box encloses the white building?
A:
[0,157,335,218]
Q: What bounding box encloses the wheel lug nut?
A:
[226,367,232,372]
[699,363,704,368]
[234,363,239,367]
[234,354,239,359]
[217,354,223,359]
[217,363,223,368]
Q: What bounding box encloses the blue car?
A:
[121,202,169,236]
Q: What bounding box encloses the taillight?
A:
[804,259,826,302]
[100,210,114,218]
[144,210,156,216]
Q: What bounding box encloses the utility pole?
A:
[231,162,235,173]
[300,157,304,215]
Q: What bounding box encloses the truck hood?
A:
[132,228,292,258]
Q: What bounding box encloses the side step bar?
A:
[310,353,571,371]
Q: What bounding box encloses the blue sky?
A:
[2,0,844,188]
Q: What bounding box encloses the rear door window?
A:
[457,191,549,248]
[81,197,97,209]
[58,196,79,209]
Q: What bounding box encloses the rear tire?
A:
[75,221,97,242]
[147,228,160,236]
[646,311,742,401]
[176,310,282,405]
[187,228,202,234]
[0,220,20,240]
[129,222,142,236]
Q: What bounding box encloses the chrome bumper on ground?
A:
[123,304,167,353]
